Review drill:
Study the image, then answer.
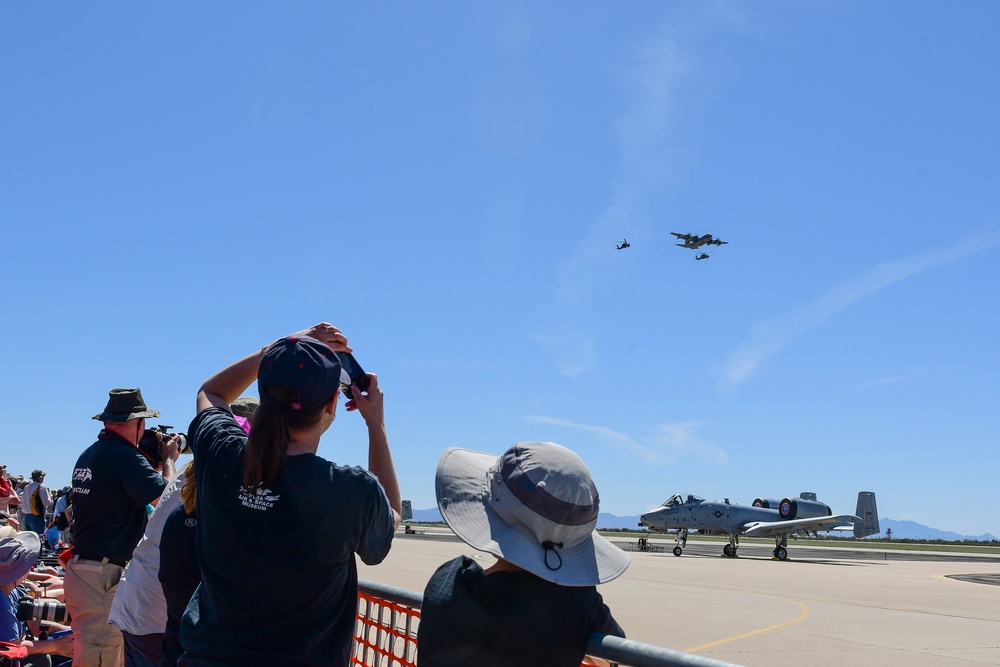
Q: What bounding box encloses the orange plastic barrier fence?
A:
[352,591,419,667]
[352,584,741,667]
[350,590,603,667]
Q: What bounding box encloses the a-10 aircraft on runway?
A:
[639,491,879,560]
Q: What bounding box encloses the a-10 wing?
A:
[741,514,861,538]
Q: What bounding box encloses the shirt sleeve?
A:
[120,449,169,507]
[354,471,396,566]
[591,591,625,638]
[188,408,246,459]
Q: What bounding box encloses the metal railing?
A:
[355,579,742,667]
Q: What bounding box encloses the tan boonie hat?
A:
[94,388,161,422]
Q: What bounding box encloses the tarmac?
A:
[358,528,1000,667]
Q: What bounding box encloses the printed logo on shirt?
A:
[73,468,93,484]
[237,486,280,511]
[184,518,197,528]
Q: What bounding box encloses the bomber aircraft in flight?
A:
[671,232,728,249]
[638,491,879,560]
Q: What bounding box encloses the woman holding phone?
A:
[179,323,401,666]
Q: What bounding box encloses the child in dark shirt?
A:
[418,441,629,667]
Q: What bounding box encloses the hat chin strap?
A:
[542,541,564,571]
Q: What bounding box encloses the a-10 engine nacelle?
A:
[753,496,832,520]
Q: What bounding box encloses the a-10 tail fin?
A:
[854,491,879,538]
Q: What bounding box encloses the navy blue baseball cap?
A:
[258,335,342,412]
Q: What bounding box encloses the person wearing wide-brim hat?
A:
[0,528,76,661]
[64,388,182,667]
[418,441,629,667]
[229,395,260,434]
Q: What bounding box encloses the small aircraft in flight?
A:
[616,239,630,250]
[671,232,728,249]
[694,253,710,261]
[639,491,879,560]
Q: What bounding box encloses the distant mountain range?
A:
[876,518,996,542]
[408,509,997,542]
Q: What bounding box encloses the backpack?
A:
[30,486,45,517]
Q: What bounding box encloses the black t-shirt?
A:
[179,408,396,667]
[71,430,168,562]
[418,556,625,667]
[159,502,199,667]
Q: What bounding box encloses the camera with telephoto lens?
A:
[138,425,189,465]
[17,597,71,624]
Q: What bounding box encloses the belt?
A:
[74,553,127,567]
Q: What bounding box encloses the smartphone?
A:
[337,352,371,399]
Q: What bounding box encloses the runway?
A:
[358,530,1000,667]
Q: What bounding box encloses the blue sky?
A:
[2,2,998,537]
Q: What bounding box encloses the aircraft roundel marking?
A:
[713,510,723,518]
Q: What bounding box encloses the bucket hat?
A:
[230,396,261,418]
[258,336,341,412]
[31,470,45,481]
[0,529,41,585]
[93,388,161,422]
[435,442,629,586]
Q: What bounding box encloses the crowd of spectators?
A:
[0,322,629,667]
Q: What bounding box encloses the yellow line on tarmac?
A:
[683,600,811,653]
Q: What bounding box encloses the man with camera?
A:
[64,389,180,667]
[1,526,75,666]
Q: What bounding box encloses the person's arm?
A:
[158,435,180,484]
[21,632,74,657]
[196,323,352,415]
[349,374,402,530]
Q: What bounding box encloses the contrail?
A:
[721,229,1000,387]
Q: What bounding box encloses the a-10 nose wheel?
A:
[672,528,688,557]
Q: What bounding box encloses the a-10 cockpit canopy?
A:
[662,493,705,507]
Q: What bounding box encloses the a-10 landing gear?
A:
[722,534,739,557]
[672,528,689,556]
[772,534,789,560]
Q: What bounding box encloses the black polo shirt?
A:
[71,430,167,562]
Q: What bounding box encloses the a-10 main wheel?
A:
[673,546,683,557]
[775,546,788,560]
[723,544,735,557]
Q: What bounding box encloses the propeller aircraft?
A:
[671,232,728,249]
